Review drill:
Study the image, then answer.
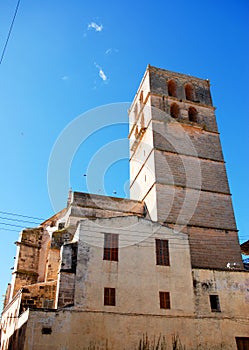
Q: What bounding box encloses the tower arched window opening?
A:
[134,103,138,117]
[139,90,144,104]
[185,83,194,101]
[135,125,139,137]
[167,80,177,98]
[140,113,145,128]
[170,103,180,119]
[188,106,198,122]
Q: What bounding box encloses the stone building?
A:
[1,65,248,350]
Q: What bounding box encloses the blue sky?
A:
[0,0,248,307]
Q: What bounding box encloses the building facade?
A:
[1,66,248,350]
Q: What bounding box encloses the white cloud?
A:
[61,75,69,81]
[99,68,107,81]
[88,22,103,32]
[105,48,119,55]
[94,63,108,82]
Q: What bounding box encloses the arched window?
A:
[167,80,177,97]
[140,113,144,128]
[139,90,144,103]
[134,103,138,117]
[188,106,198,122]
[135,125,139,137]
[170,103,180,119]
[185,83,194,101]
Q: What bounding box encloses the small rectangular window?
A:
[103,233,118,261]
[209,295,221,312]
[159,291,171,309]
[156,239,170,266]
[42,327,52,335]
[104,287,116,306]
[58,222,65,230]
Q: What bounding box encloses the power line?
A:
[0,216,40,225]
[0,0,21,65]
[0,210,45,221]
[0,227,20,232]
[0,222,26,228]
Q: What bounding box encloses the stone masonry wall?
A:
[57,272,75,308]
[156,183,236,230]
[189,228,243,269]
[12,228,44,296]
[153,124,224,162]
[154,150,230,194]
[150,95,218,133]
[149,66,212,106]
[20,281,57,312]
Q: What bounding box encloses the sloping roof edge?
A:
[241,240,249,255]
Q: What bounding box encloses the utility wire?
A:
[0,216,40,225]
[0,0,21,65]
[0,227,20,232]
[0,210,44,221]
[0,222,26,228]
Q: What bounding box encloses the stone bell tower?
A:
[129,65,242,269]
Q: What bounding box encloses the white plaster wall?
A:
[74,216,194,316]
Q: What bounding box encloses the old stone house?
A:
[1,65,248,350]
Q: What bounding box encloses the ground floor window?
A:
[159,291,171,309]
[104,287,116,306]
[236,337,249,350]
[209,295,221,312]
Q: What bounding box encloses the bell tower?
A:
[129,65,242,269]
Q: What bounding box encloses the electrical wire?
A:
[0,210,44,221]
[0,222,26,228]
[0,227,20,232]
[0,216,41,225]
[0,0,21,65]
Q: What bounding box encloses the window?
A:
[236,337,249,350]
[140,112,145,128]
[104,287,116,306]
[167,80,177,97]
[156,239,170,266]
[103,233,118,261]
[140,90,144,104]
[170,103,180,119]
[42,327,52,335]
[58,222,65,230]
[135,125,139,138]
[185,83,194,101]
[134,103,138,117]
[188,106,198,122]
[209,295,221,312]
[159,291,171,309]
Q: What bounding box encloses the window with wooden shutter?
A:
[156,239,170,266]
[103,233,118,261]
[104,288,116,306]
[159,291,171,309]
[236,337,249,350]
